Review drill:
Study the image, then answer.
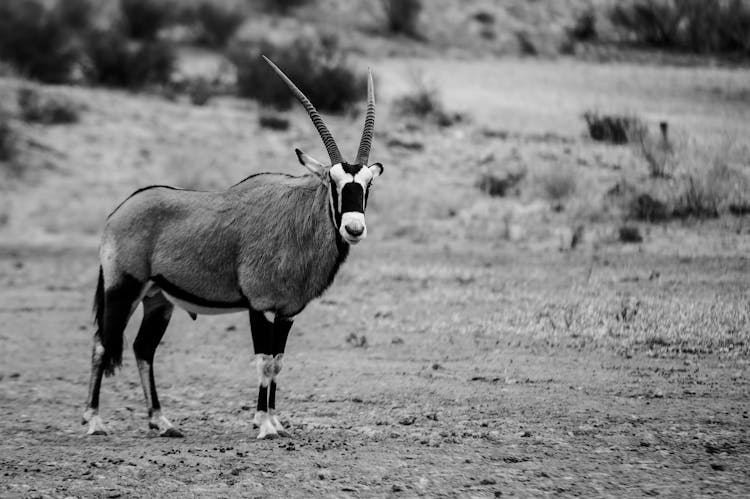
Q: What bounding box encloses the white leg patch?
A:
[255,354,274,387]
[272,354,283,379]
[85,413,107,436]
[269,410,290,437]
[254,411,279,439]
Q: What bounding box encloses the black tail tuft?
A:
[92,266,127,377]
[93,266,104,331]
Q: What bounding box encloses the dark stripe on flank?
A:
[151,275,248,309]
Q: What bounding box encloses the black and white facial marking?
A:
[329,162,383,244]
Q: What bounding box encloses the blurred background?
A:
[0,0,748,250]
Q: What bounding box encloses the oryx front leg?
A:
[133,293,182,437]
[249,311,293,439]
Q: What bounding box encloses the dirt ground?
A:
[0,239,748,497]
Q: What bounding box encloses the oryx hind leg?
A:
[83,270,144,436]
[133,292,182,437]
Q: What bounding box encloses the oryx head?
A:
[264,56,384,245]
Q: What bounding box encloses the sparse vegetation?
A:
[229,35,365,113]
[18,88,80,125]
[380,0,422,38]
[636,122,675,178]
[609,0,750,56]
[583,111,646,145]
[119,0,173,41]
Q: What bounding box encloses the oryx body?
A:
[82,57,383,439]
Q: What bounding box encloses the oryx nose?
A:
[345,222,364,237]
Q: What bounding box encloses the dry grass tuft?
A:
[583,111,646,145]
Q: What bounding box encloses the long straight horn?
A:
[355,70,375,166]
[262,55,343,165]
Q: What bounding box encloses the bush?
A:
[84,30,176,88]
[192,2,245,48]
[539,167,577,206]
[56,0,95,32]
[635,121,675,178]
[0,0,82,83]
[119,0,173,40]
[0,115,19,163]
[259,114,290,131]
[630,192,670,221]
[380,0,422,38]
[18,87,80,125]
[477,170,525,197]
[392,77,463,126]
[609,0,750,56]
[618,225,643,243]
[583,111,646,145]
[263,0,311,14]
[567,8,597,42]
[229,35,365,113]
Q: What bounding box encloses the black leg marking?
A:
[257,384,269,413]
[268,380,277,411]
[268,318,293,411]
[249,309,273,354]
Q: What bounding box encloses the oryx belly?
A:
[159,291,247,315]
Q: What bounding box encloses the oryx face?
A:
[329,162,383,245]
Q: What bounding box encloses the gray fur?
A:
[102,172,343,317]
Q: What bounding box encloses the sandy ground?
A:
[0,241,748,497]
[1,51,750,496]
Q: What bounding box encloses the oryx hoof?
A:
[159,427,184,438]
[85,415,107,436]
[255,411,279,440]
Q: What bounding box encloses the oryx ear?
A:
[368,162,383,181]
[296,148,327,180]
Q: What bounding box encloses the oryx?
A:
[82,56,383,439]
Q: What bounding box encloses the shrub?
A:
[609,0,681,47]
[609,0,750,56]
[259,114,290,131]
[119,0,173,40]
[192,2,245,48]
[583,111,646,145]
[263,0,312,14]
[380,0,422,38]
[476,170,525,197]
[539,167,577,206]
[618,225,643,243]
[630,192,670,221]
[55,0,95,32]
[229,35,365,113]
[635,121,675,178]
[392,76,463,126]
[84,30,176,88]
[515,30,538,56]
[0,114,19,163]
[0,0,82,83]
[568,8,597,42]
[18,87,80,125]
